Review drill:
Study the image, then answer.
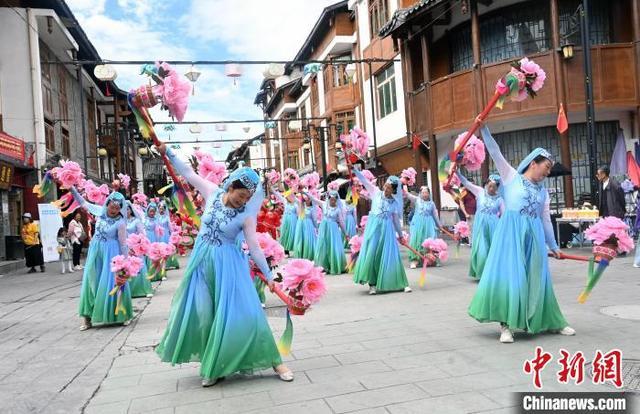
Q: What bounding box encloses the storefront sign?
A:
[0,162,14,190]
[0,132,26,162]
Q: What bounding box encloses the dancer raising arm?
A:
[456,172,504,279]
[404,186,442,269]
[155,144,293,387]
[352,167,410,294]
[467,120,575,343]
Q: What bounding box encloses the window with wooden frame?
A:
[335,111,355,139]
[330,54,351,88]
[369,0,389,39]
[45,120,55,152]
[375,64,397,119]
[58,67,69,125]
[311,78,319,107]
[62,128,70,158]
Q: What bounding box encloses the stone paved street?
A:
[2,247,639,413]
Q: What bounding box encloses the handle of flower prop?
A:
[441,228,458,242]
[576,245,615,303]
[253,269,296,355]
[547,251,603,263]
[108,274,129,316]
[399,239,428,288]
[254,270,293,308]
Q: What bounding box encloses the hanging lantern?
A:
[224,63,243,86]
[94,64,118,81]
[213,142,221,148]
[189,123,202,134]
[215,124,227,132]
[184,65,201,96]
[242,125,251,134]
[262,63,285,80]
[345,63,357,82]
[264,121,276,129]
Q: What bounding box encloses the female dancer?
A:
[159,202,180,269]
[404,186,442,269]
[457,172,504,279]
[126,203,153,298]
[292,189,317,260]
[144,202,161,243]
[71,188,130,330]
[309,191,347,275]
[155,144,293,387]
[344,198,358,240]
[352,168,410,294]
[272,188,298,254]
[468,122,575,343]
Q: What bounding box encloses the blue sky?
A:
[67,0,337,159]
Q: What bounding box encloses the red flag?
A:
[557,103,568,134]
[412,134,422,150]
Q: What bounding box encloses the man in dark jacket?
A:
[596,166,626,219]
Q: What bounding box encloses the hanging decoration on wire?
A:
[184,65,201,96]
[224,63,243,86]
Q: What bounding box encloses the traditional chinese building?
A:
[380,0,640,210]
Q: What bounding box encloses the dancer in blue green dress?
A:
[352,168,410,294]
[292,190,318,260]
[309,191,347,275]
[126,203,153,298]
[158,202,180,270]
[155,144,293,387]
[404,186,442,268]
[344,200,358,240]
[144,202,161,243]
[272,189,297,254]
[457,172,504,279]
[71,188,131,330]
[468,122,575,343]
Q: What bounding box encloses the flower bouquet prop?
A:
[265,170,281,187]
[146,242,176,281]
[282,168,299,197]
[453,221,471,257]
[401,167,417,187]
[440,57,546,187]
[347,235,363,273]
[109,255,144,316]
[246,232,286,304]
[36,160,86,217]
[127,61,199,226]
[359,215,368,232]
[194,149,227,185]
[132,192,148,208]
[577,217,634,303]
[415,238,449,287]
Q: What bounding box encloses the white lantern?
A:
[189,123,202,134]
[184,65,201,95]
[288,120,302,131]
[224,63,243,86]
[94,64,117,81]
[262,63,285,79]
[345,63,356,82]
[215,124,227,132]
[275,75,291,89]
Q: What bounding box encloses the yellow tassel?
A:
[108,286,119,296]
[577,291,589,304]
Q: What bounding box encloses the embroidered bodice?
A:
[323,205,341,222]
[371,192,397,219]
[126,218,143,235]
[284,202,297,216]
[94,215,123,242]
[414,199,436,217]
[199,189,248,246]
[504,175,547,219]
[478,193,504,216]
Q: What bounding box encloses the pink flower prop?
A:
[401,168,417,186]
[195,150,227,185]
[265,170,281,185]
[84,181,110,205]
[148,242,174,261]
[117,174,131,189]
[127,234,150,256]
[454,133,485,171]
[448,173,461,188]
[169,232,182,246]
[300,274,327,306]
[110,255,128,273]
[301,172,320,190]
[56,160,85,189]
[454,221,470,238]
[349,235,363,253]
[438,249,449,262]
[349,127,370,158]
[281,259,316,290]
[327,180,340,191]
[132,192,148,207]
[421,238,449,262]
[585,217,634,253]
[121,256,144,276]
[256,232,286,267]
[497,57,547,105]
[154,63,191,122]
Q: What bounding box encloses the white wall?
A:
[0,9,36,147]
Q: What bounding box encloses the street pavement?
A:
[1,246,639,413]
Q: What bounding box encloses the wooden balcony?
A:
[408,44,639,136]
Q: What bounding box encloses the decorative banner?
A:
[37,203,63,262]
[0,132,26,162]
[0,162,14,190]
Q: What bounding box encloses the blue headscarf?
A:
[223,167,263,218]
[102,191,126,218]
[385,176,404,215]
[517,148,553,174]
[488,174,501,186]
[146,201,158,217]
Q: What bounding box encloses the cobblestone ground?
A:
[1,247,639,413]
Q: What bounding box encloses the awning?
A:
[379,0,445,38]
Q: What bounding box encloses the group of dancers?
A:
[69,120,575,388]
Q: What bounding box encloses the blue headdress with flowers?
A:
[517,148,553,174]
[101,191,126,218]
[223,166,263,218]
[385,175,404,215]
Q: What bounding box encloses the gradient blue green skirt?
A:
[353,214,408,292]
[156,241,282,380]
[468,211,568,333]
[78,239,132,323]
[292,216,316,260]
[408,215,437,262]
[314,220,346,275]
[279,213,297,252]
[469,212,499,279]
[129,259,153,298]
[344,213,357,242]
[165,254,180,269]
